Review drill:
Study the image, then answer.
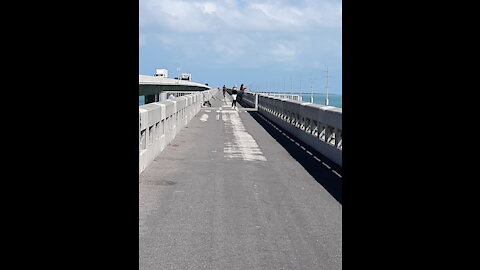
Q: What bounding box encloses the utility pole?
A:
[290,77,293,95]
[299,76,302,93]
[324,66,330,106]
[310,71,313,103]
[176,67,180,84]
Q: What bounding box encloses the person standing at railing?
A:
[238,84,245,103]
[223,85,226,97]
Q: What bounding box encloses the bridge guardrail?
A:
[139,88,220,174]
[240,91,342,166]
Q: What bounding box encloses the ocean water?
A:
[299,93,342,108]
[139,93,342,108]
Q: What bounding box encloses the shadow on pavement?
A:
[248,111,342,204]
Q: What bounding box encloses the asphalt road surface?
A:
[139,91,342,269]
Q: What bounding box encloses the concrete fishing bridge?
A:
[139,81,342,269]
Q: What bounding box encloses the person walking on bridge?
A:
[223,85,226,97]
[231,89,238,108]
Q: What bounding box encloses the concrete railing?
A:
[151,91,198,103]
[240,91,342,166]
[227,89,302,104]
[139,88,219,174]
[258,92,303,101]
[163,91,197,98]
[139,75,209,88]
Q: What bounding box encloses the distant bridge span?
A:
[139,75,210,98]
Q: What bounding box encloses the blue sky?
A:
[140,0,342,95]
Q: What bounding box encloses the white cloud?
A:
[141,0,218,32]
[139,0,342,70]
[156,35,177,47]
[245,3,304,29]
[140,0,341,33]
[196,2,217,14]
[270,43,297,62]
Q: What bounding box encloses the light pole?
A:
[325,66,329,106]
[290,76,293,95]
[310,71,313,103]
[176,67,180,84]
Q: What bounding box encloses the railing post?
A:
[319,123,326,141]
[335,128,342,149]
[312,120,318,137]
[326,126,334,145]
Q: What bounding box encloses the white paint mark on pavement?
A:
[224,111,267,161]
[200,114,209,122]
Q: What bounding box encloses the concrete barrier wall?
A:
[139,88,219,174]
[258,93,302,101]
[240,91,342,167]
[241,91,257,108]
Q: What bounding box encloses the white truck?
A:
[154,68,168,78]
[181,73,191,81]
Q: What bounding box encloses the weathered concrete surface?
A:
[139,91,342,269]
